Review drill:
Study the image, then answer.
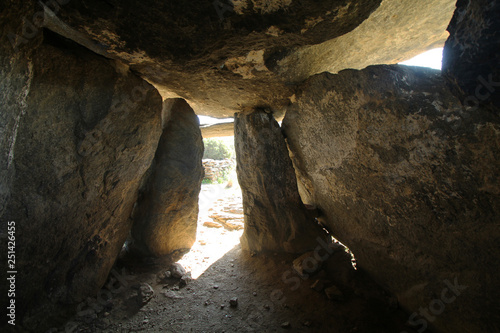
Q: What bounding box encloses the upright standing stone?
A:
[0,31,163,330]
[283,64,500,333]
[235,110,325,253]
[130,99,204,257]
[443,0,500,111]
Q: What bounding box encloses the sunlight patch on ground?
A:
[399,48,443,70]
[177,169,243,279]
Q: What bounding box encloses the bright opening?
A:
[399,48,443,70]
[198,115,234,126]
[177,136,242,279]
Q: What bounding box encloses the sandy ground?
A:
[52,177,417,333]
[178,180,244,279]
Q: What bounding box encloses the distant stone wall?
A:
[203,159,235,183]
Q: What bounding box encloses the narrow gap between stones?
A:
[177,135,243,279]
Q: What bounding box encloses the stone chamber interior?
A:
[0,0,499,332]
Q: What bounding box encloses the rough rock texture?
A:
[130,99,204,257]
[0,30,163,330]
[235,110,326,253]
[278,0,457,82]
[38,0,381,117]
[443,0,500,110]
[203,159,235,183]
[201,122,235,138]
[0,2,37,219]
[2,1,498,332]
[283,65,500,333]
[32,0,453,117]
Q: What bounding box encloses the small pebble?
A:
[220,304,225,309]
[253,292,257,296]
[213,285,219,289]
[281,321,291,329]
[229,297,238,308]
[179,273,192,287]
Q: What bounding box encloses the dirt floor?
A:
[52,180,418,333]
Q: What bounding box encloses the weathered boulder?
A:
[201,122,235,138]
[30,0,454,117]
[235,110,326,253]
[283,65,500,332]
[0,30,163,330]
[443,0,500,111]
[130,99,204,257]
[278,0,457,82]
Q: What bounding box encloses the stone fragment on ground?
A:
[203,221,223,228]
[180,273,192,287]
[281,321,291,328]
[137,283,154,306]
[157,270,172,283]
[229,297,238,307]
[209,212,244,230]
[170,263,187,279]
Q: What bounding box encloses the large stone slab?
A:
[235,110,326,253]
[0,1,37,218]
[130,99,204,257]
[283,65,500,332]
[31,0,454,117]
[262,0,457,82]
[0,31,163,330]
[443,0,500,111]
[200,122,235,138]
